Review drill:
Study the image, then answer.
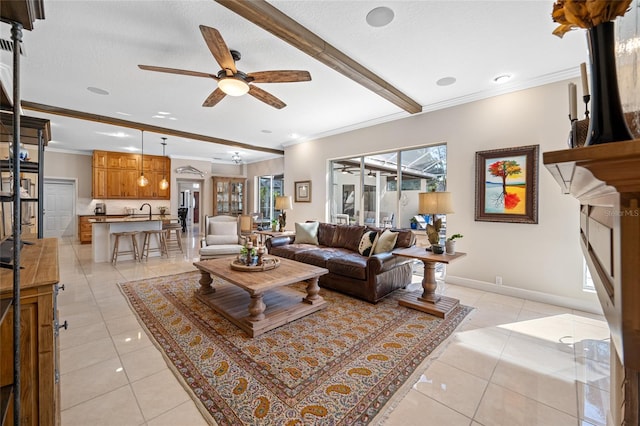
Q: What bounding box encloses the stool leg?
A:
[161,230,168,257]
[111,235,120,264]
[176,229,183,252]
[142,233,149,261]
[131,234,140,262]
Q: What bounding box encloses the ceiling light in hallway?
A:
[366,7,394,27]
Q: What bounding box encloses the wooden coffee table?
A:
[393,247,467,318]
[193,256,328,337]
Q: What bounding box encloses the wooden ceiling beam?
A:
[20,101,284,156]
[215,0,423,115]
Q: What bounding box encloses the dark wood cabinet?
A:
[213,176,245,216]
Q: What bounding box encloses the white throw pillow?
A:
[294,222,319,245]
[211,221,238,236]
[373,229,398,254]
[206,235,239,245]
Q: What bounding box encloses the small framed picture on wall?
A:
[295,180,312,203]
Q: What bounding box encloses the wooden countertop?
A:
[0,238,59,295]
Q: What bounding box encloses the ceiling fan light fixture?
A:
[219,77,250,96]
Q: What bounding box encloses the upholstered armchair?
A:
[199,215,245,260]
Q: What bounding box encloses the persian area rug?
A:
[119,271,472,425]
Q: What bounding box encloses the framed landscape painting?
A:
[475,145,539,224]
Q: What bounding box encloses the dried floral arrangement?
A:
[551,0,633,37]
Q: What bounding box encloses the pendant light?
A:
[137,130,149,187]
[159,137,169,190]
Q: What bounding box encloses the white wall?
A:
[284,79,597,309]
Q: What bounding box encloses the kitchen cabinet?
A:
[212,176,245,216]
[93,151,169,200]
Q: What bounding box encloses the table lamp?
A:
[418,191,454,252]
[274,195,293,232]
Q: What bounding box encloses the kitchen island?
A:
[89,215,178,262]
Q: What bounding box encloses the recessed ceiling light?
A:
[87,86,109,95]
[261,129,272,134]
[168,117,177,121]
[366,6,394,27]
[157,111,171,115]
[436,77,457,87]
[116,111,131,116]
[152,115,165,119]
[493,74,512,84]
[290,133,300,139]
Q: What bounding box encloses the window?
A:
[330,144,446,228]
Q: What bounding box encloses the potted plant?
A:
[271,218,278,232]
[239,245,258,266]
[445,233,463,255]
[158,206,168,215]
[410,217,418,229]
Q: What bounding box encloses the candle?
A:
[580,62,589,96]
[568,83,577,120]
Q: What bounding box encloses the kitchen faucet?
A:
[140,203,152,220]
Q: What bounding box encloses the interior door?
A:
[43,180,75,238]
[193,192,199,223]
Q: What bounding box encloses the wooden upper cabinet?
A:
[93,150,169,199]
[92,167,107,199]
[107,152,138,170]
[93,150,108,168]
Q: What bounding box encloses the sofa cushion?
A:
[294,247,342,268]
[294,221,319,245]
[317,222,336,246]
[327,254,368,280]
[358,231,378,257]
[199,244,242,257]
[210,221,238,236]
[206,234,238,245]
[332,224,366,251]
[268,243,316,260]
[373,229,398,254]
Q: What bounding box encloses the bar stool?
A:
[163,222,183,253]
[141,229,168,260]
[111,231,140,264]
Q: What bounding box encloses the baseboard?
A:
[445,275,603,315]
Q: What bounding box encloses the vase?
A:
[584,21,633,146]
[445,241,456,255]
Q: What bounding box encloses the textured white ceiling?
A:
[1,1,588,164]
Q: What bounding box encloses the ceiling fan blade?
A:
[199,25,237,74]
[202,88,227,107]
[248,85,286,109]
[138,65,219,80]
[247,70,311,83]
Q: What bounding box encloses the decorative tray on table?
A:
[230,257,280,272]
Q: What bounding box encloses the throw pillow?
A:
[373,229,398,254]
[211,221,238,236]
[294,221,319,245]
[358,230,378,257]
[206,235,239,245]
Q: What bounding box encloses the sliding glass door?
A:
[257,174,284,227]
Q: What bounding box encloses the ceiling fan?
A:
[138,25,311,109]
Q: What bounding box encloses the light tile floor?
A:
[56,235,611,426]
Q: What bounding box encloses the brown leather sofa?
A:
[266,222,416,303]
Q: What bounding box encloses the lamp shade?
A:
[275,195,293,211]
[418,192,454,215]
